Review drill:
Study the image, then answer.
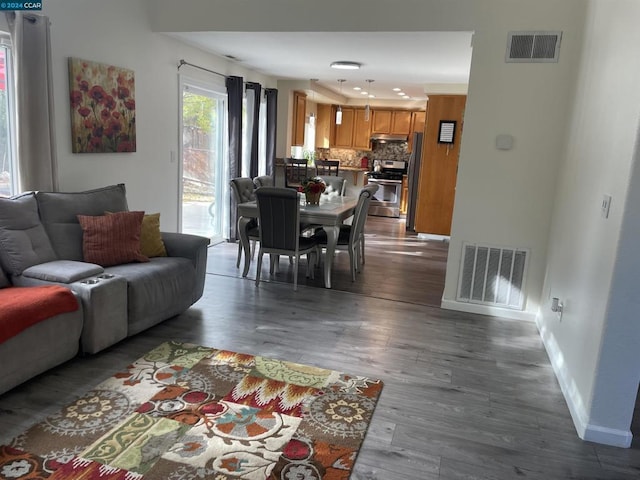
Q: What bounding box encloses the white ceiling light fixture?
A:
[336,79,346,125]
[364,79,374,122]
[330,61,361,70]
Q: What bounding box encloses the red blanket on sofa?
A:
[0,286,79,344]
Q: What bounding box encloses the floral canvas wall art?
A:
[68,58,136,153]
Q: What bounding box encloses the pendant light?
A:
[336,79,346,125]
[309,79,317,126]
[364,79,374,122]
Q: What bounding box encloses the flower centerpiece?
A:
[299,177,326,205]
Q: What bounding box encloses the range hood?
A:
[370,133,408,143]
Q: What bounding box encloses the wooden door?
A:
[352,109,371,149]
[334,108,355,148]
[291,91,306,146]
[414,95,466,236]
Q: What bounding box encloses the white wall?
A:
[538,0,640,447]
[41,0,274,231]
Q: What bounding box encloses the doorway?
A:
[179,78,228,243]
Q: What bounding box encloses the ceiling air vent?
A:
[506,31,562,63]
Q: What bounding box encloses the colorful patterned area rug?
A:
[0,341,383,479]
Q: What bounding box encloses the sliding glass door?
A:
[179,78,228,243]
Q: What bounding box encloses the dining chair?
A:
[284,158,310,190]
[317,175,346,196]
[253,175,273,188]
[315,159,340,176]
[254,187,318,291]
[230,177,259,268]
[312,184,378,281]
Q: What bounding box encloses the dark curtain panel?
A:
[265,88,278,177]
[226,75,243,240]
[246,82,261,179]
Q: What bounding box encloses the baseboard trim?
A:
[441,299,536,322]
[535,313,633,448]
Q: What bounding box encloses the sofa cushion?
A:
[22,260,104,283]
[36,184,129,260]
[0,193,58,275]
[77,211,149,267]
[105,257,196,335]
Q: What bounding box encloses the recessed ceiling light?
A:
[353,87,362,91]
[397,92,405,96]
[392,87,401,91]
[330,61,361,70]
[360,91,368,95]
[369,94,375,98]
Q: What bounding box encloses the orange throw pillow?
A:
[77,211,149,267]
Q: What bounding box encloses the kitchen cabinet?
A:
[371,110,413,135]
[400,175,409,215]
[391,111,412,134]
[352,109,371,149]
[315,104,334,148]
[334,108,355,148]
[291,91,306,146]
[292,91,307,146]
[371,110,392,134]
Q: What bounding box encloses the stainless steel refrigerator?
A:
[406,132,423,231]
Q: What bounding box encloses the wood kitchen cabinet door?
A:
[291,91,306,146]
[391,111,412,134]
[371,110,392,133]
[334,108,355,148]
[414,95,466,236]
[315,104,334,148]
[352,109,371,149]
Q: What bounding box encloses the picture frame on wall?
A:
[68,58,136,153]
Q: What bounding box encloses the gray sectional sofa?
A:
[0,184,210,395]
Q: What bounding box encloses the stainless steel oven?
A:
[366,160,407,218]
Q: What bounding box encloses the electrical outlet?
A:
[601,194,612,219]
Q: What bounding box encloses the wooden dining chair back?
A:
[284,158,310,189]
[315,159,340,176]
[230,177,259,268]
[253,175,273,188]
[254,187,318,291]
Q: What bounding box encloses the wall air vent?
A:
[457,243,529,310]
[506,31,562,63]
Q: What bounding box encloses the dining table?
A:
[237,194,359,288]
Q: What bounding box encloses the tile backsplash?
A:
[317,142,410,168]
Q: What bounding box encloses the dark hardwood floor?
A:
[2,216,640,479]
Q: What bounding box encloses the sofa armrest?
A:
[161,232,210,303]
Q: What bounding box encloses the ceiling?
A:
[169,31,474,103]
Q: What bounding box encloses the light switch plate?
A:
[496,134,514,150]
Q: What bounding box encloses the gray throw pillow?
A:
[0,193,58,275]
[36,184,129,260]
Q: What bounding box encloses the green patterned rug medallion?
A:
[0,341,383,479]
